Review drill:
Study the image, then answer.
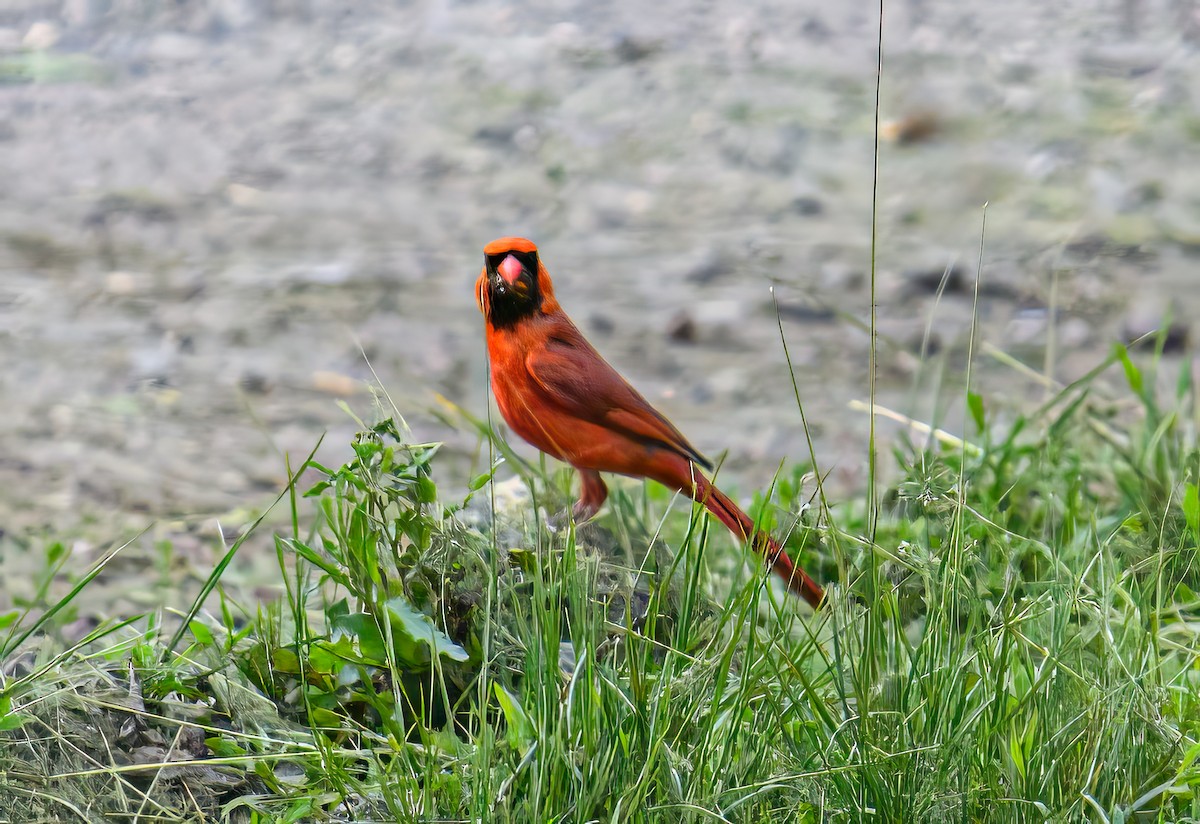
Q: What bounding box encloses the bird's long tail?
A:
[693,475,825,609]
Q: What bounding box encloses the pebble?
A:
[588,314,615,336]
[1079,45,1161,78]
[63,0,111,28]
[1087,168,1127,217]
[238,372,271,394]
[311,370,361,396]
[624,189,653,216]
[902,264,966,296]
[791,195,824,216]
[1057,317,1092,349]
[130,334,179,383]
[879,111,942,145]
[49,403,74,434]
[692,299,747,327]
[1159,206,1200,249]
[105,271,143,296]
[721,126,802,174]
[1122,299,1190,352]
[460,476,533,531]
[775,302,836,323]
[684,250,732,284]
[705,367,751,397]
[612,34,660,63]
[819,262,865,293]
[285,261,353,286]
[328,43,360,72]
[1006,309,1048,346]
[212,0,261,29]
[216,471,249,494]
[473,122,517,147]
[547,22,584,52]
[911,330,943,357]
[22,21,61,50]
[513,124,540,153]
[145,32,206,62]
[558,642,576,674]
[226,183,266,208]
[667,311,696,343]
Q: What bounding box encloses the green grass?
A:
[0,334,1198,822]
[2,10,1198,817]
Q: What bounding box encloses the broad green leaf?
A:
[288,537,351,587]
[0,712,31,731]
[271,647,302,674]
[206,737,247,758]
[1009,732,1026,780]
[417,475,438,504]
[967,391,986,433]
[332,613,388,664]
[1114,343,1143,394]
[469,470,495,491]
[1183,483,1199,538]
[494,683,534,754]
[1175,583,1197,605]
[385,597,469,663]
[45,541,66,565]
[1178,356,1193,401]
[189,620,214,647]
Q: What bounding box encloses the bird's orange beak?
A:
[498,254,524,286]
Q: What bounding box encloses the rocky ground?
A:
[1,0,1198,607]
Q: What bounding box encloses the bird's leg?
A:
[546,469,608,532]
[573,468,608,521]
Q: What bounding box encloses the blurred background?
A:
[1,0,1198,552]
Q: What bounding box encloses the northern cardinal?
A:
[476,237,825,608]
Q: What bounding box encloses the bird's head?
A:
[477,237,557,327]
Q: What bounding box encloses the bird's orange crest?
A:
[484,237,539,256]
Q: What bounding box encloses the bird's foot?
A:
[544,509,567,534]
[545,501,600,534]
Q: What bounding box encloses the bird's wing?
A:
[525,320,711,469]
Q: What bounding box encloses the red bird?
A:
[476,237,825,608]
